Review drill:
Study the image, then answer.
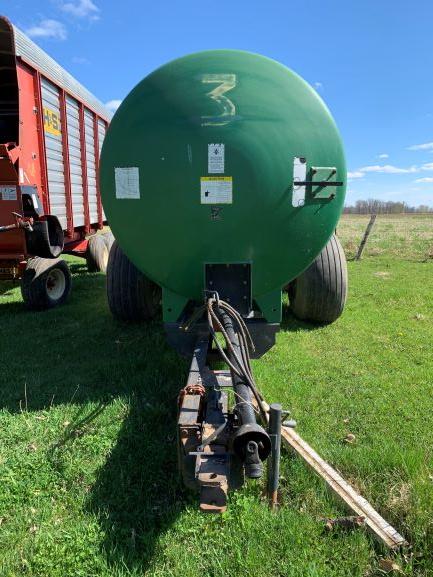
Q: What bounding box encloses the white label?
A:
[201,177,232,204]
[208,143,225,173]
[0,186,17,201]
[292,157,307,207]
[115,167,140,199]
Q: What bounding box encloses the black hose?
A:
[183,295,268,419]
[218,307,257,425]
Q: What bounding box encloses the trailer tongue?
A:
[178,295,271,512]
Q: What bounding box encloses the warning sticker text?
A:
[208,143,225,173]
[0,186,17,201]
[200,176,232,204]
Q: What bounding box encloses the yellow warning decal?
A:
[43,106,61,136]
[200,176,233,204]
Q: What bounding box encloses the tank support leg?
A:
[267,403,282,509]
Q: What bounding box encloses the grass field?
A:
[338,213,433,261]
[0,214,432,577]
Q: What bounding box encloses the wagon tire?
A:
[288,234,347,324]
[86,234,109,273]
[21,257,72,310]
[107,240,161,321]
[102,231,115,251]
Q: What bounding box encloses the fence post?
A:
[355,214,377,260]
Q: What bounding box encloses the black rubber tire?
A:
[86,234,109,273]
[21,257,72,310]
[288,234,347,324]
[102,231,115,251]
[107,240,161,321]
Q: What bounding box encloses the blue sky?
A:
[4,0,433,206]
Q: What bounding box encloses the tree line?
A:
[344,199,433,214]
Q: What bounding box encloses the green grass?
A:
[338,213,433,261]
[0,215,432,576]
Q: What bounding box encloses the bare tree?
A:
[344,200,432,214]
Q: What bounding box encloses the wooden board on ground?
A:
[280,423,407,550]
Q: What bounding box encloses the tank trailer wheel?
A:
[288,234,348,324]
[106,240,161,321]
[86,234,109,273]
[21,257,72,310]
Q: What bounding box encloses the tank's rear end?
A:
[101,50,346,352]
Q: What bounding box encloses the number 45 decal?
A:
[201,74,236,126]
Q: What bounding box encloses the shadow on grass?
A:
[87,390,192,572]
[0,269,191,574]
[0,267,321,573]
[0,279,20,297]
[280,303,321,333]
[84,334,192,574]
[68,261,89,275]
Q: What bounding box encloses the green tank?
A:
[100,50,346,325]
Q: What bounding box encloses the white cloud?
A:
[377,153,389,159]
[105,99,122,113]
[407,141,433,151]
[25,19,67,40]
[61,0,100,19]
[349,162,432,180]
[414,177,433,183]
[358,164,417,174]
[348,161,433,179]
[313,81,323,90]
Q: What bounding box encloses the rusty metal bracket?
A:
[195,421,228,453]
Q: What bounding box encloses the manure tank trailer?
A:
[100,50,352,514]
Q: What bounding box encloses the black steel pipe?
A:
[0,223,18,233]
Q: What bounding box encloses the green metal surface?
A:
[100,50,346,320]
